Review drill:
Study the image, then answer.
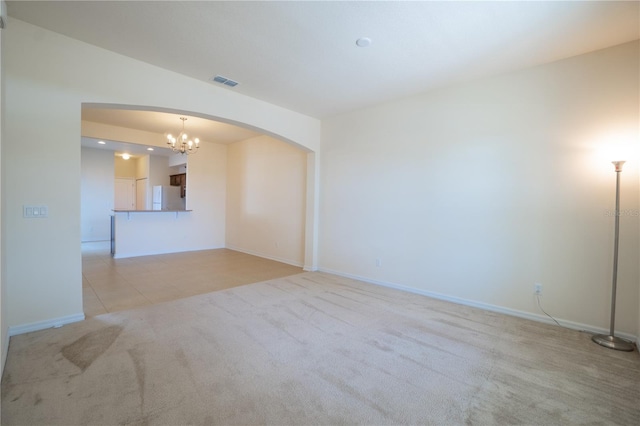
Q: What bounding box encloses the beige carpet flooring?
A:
[2,272,639,425]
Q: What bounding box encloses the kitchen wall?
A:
[114,141,227,258]
[226,135,307,266]
[114,155,136,178]
[3,18,319,333]
[148,154,171,210]
[80,147,114,242]
[320,41,639,338]
[135,155,148,180]
[81,149,171,239]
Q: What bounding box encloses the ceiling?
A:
[82,108,262,145]
[80,136,174,160]
[80,108,262,156]
[7,1,639,121]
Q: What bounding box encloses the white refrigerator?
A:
[152,185,184,210]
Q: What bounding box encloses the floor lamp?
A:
[591,160,634,351]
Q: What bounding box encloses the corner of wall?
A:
[637,39,640,348]
[0,14,7,376]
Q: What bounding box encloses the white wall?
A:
[149,155,170,189]
[83,122,176,210]
[136,155,149,180]
[115,142,227,258]
[80,147,114,242]
[226,135,307,266]
[135,155,149,210]
[320,41,640,338]
[114,155,136,178]
[3,19,319,332]
[83,121,174,150]
[82,146,180,245]
[147,154,171,210]
[169,155,187,169]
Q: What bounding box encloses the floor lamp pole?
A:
[592,161,634,351]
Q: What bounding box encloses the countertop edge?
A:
[113,210,193,213]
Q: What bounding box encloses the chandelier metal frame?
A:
[166,117,199,155]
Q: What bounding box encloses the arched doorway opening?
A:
[80,103,318,315]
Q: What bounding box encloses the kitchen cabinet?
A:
[170,173,187,198]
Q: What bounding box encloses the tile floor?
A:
[82,242,303,317]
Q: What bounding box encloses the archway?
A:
[81,103,318,270]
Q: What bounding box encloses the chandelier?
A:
[166,117,200,155]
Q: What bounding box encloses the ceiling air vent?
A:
[211,75,239,87]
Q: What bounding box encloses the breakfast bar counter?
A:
[110,210,194,259]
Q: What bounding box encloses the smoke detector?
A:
[356,37,372,47]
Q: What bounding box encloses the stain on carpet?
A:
[128,348,146,411]
[61,325,123,371]
[174,348,189,369]
[1,373,15,395]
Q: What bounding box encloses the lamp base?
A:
[592,334,635,352]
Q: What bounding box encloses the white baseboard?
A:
[8,313,85,337]
[318,268,638,343]
[114,245,225,259]
[225,245,304,268]
[2,325,9,375]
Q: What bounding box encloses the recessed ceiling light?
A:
[122,153,130,160]
[98,140,106,145]
[356,37,372,48]
[147,147,154,151]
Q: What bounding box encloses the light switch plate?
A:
[23,205,48,218]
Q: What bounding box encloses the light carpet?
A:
[2,272,639,425]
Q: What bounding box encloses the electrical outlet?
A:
[534,283,542,295]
